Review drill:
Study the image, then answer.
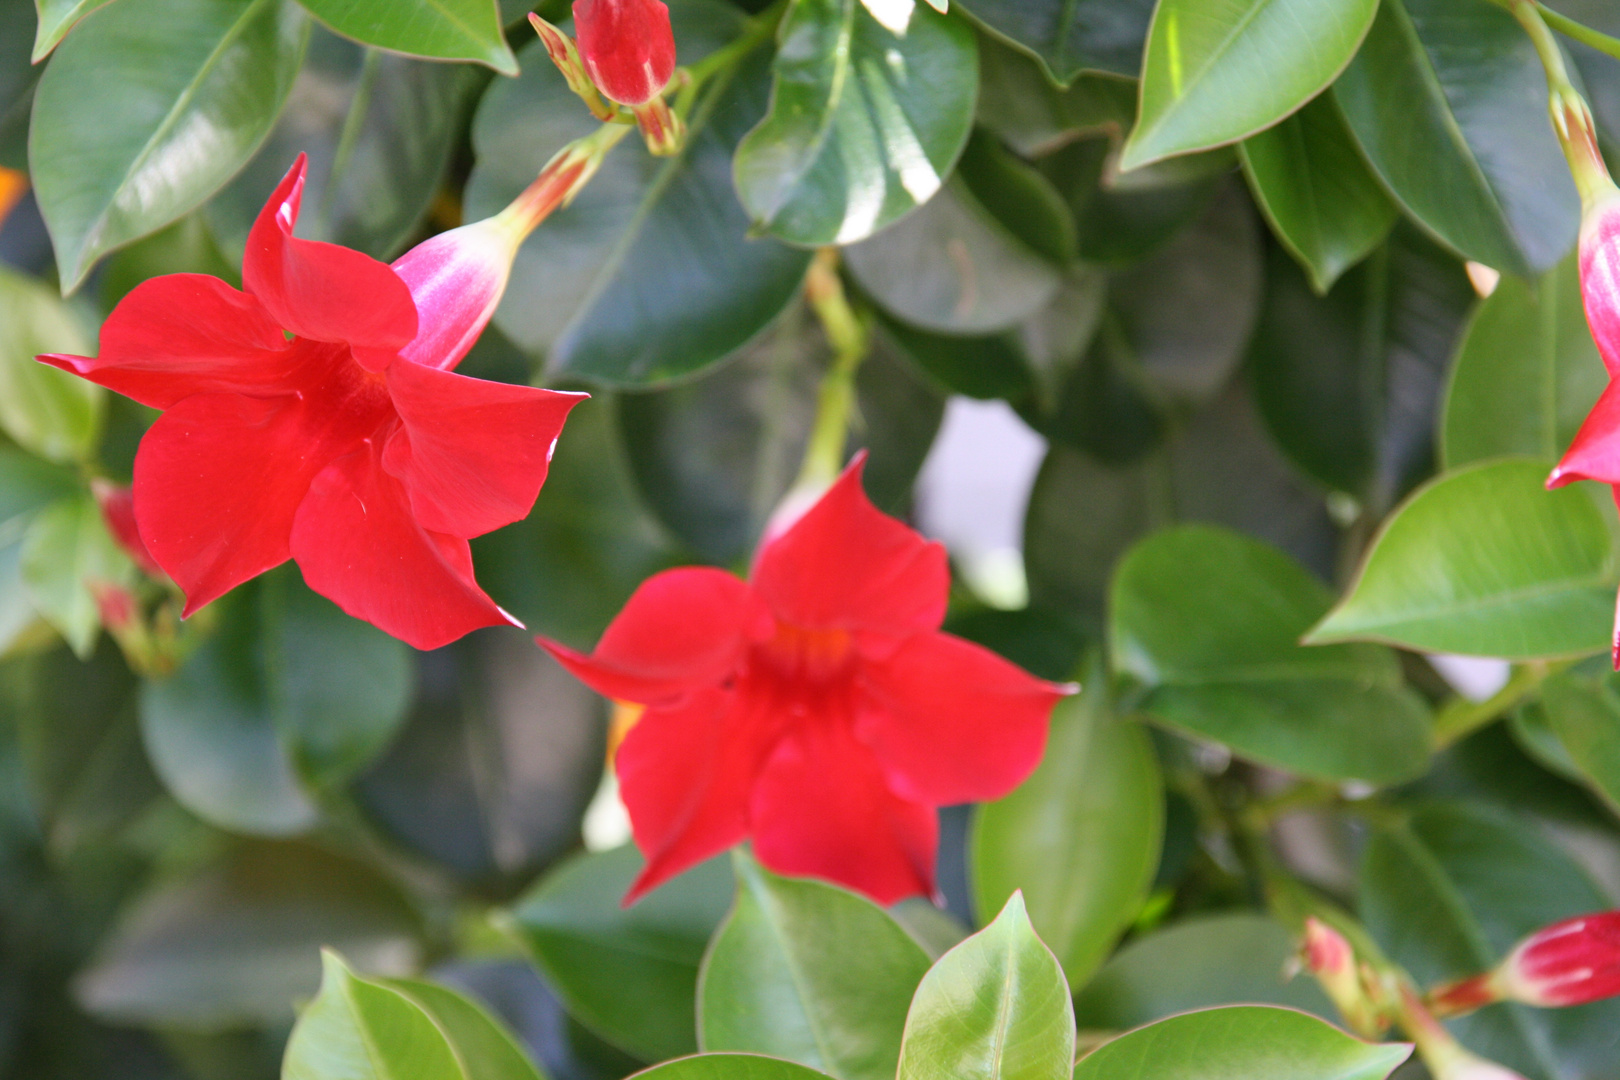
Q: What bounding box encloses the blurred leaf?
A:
[879,317,1037,403]
[297,0,516,73]
[502,844,734,1062]
[1250,228,1475,508]
[0,266,103,463]
[1,0,38,112]
[974,34,1135,158]
[734,0,975,247]
[467,6,812,386]
[1309,459,1617,660]
[955,0,1154,82]
[0,452,80,653]
[1072,1007,1410,1080]
[99,214,240,312]
[356,630,604,888]
[1238,93,1397,294]
[954,130,1076,266]
[1539,661,1620,814]
[1072,913,1336,1028]
[631,1056,837,1080]
[970,663,1162,987]
[30,0,309,291]
[699,851,931,1080]
[896,893,1074,1080]
[378,977,548,1080]
[21,495,134,659]
[281,953,466,1080]
[1360,801,1620,1078]
[943,608,1087,685]
[1334,0,1579,277]
[1442,253,1603,470]
[1112,525,1431,784]
[30,0,115,59]
[78,842,421,1030]
[208,26,487,261]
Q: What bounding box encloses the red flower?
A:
[41,155,586,650]
[572,0,676,106]
[1499,911,1620,1006]
[540,457,1070,905]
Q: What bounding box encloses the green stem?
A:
[1509,0,1579,93]
[797,249,870,488]
[1539,2,1620,65]
[1505,0,1617,206]
[1430,660,1569,749]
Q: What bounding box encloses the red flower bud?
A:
[91,479,166,581]
[89,581,137,633]
[572,0,676,106]
[1498,911,1620,1007]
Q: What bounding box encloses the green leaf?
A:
[20,495,135,659]
[99,212,241,312]
[1239,93,1397,294]
[1112,525,1432,784]
[1309,459,1618,659]
[502,844,735,1062]
[734,0,976,247]
[377,979,548,1080]
[78,842,421,1029]
[0,452,80,654]
[296,0,515,73]
[466,6,812,386]
[896,893,1074,1080]
[955,0,1155,82]
[974,34,1136,158]
[1538,661,1620,813]
[970,664,1162,988]
[698,851,932,1080]
[30,0,115,59]
[282,953,464,1080]
[1441,254,1604,470]
[1072,1007,1410,1080]
[0,266,103,463]
[30,0,309,291]
[1360,801,1620,1078]
[954,130,1077,266]
[1072,913,1337,1029]
[1334,0,1579,277]
[631,1056,839,1080]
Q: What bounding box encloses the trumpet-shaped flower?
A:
[541,457,1070,905]
[1431,911,1620,1013]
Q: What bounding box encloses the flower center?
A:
[754,622,855,684]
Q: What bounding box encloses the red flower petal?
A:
[855,631,1063,806]
[242,155,417,363]
[539,567,771,704]
[750,718,937,905]
[381,359,586,538]
[1582,203,1620,378]
[1549,379,1620,487]
[572,0,676,106]
[39,274,298,409]
[752,457,949,639]
[290,441,518,651]
[615,685,777,904]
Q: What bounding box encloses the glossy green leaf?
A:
[297,0,515,73]
[282,953,464,1080]
[1122,0,1377,170]
[1538,661,1620,813]
[1334,0,1579,277]
[1309,459,1617,659]
[0,265,102,464]
[896,893,1074,1080]
[1072,1007,1410,1080]
[30,0,309,291]
[1072,914,1337,1029]
[78,843,421,1029]
[1112,525,1432,784]
[1239,93,1397,294]
[1441,254,1604,470]
[1,0,39,115]
[970,666,1162,988]
[20,495,135,659]
[633,1056,839,1080]
[502,844,735,1062]
[1360,801,1620,1078]
[376,978,547,1080]
[955,0,1154,82]
[30,0,115,59]
[467,6,812,386]
[699,851,932,1080]
[734,0,976,246]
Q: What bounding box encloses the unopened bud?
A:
[633,96,685,157]
[89,581,137,632]
[91,479,166,580]
[529,13,616,121]
[1497,911,1620,1008]
[1300,918,1391,1037]
[572,0,677,107]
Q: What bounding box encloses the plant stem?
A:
[1430,659,1570,749]
[1538,2,1620,66]
[797,249,870,488]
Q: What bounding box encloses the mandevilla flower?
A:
[1431,911,1620,1014]
[540,456,1071,905]
[39,141,617,650]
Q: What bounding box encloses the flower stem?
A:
[1430,659,1570,749]
[1505,0,1617,208]
[1537,1,1620,67]
[493,119,634,241]
[797,249,870,489]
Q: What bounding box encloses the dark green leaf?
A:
[698,851,932,1080]
[502,844,734,1062]
[1239,93,1397,294]
[1334,0,1579,277]
[734,0,976,246]
[1072,1007,1410,1080]
[466,6,812,386]
[954,130,1076,266]
[955,0,1154,82]
[1309,459,1617,659]
[896,893,1074,1080]
[296,0,516,73]
[878,317,1037,403]
[30,0,309,291]
[1111,525,1432,784]
[0,265,103,463]
[970,663,1162,987]
[974,34,1135,158]
[30,0,115,59]
[20,495,134,659]
[99,213,240,312]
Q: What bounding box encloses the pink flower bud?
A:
[572,0,676,106]
[1300,918,1391,1038]
[1580,194,1620,380]
[91,479,165,581]
[89,581,137,633]
[1498,911,1620,1007]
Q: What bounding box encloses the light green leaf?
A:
[282,952,462,1080]
[1538,661,1620,813]
[896,893,1074,1080]
[631,1056,838,1080]
[296,0,515,73]
[1308,459,1617,659]
[378,979,548,1080]
[699,851,932,1080]
[30,0,116,59]
[20,494,134,659]
[1122,0,1379,170]
[0,266,102,463]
